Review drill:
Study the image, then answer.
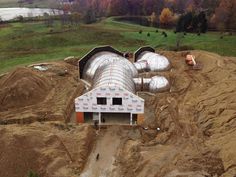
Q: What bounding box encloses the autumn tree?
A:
[108,0,128,16]
[149,12,158,27]
[215,0,236,31]
[159,8,173,27]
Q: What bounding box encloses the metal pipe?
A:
[81,47,171,94]
[133,76,170,93]
[134,51,171,72]
[83,51,138,82]
[149,76,170,92]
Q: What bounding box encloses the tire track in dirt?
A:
[80,126,122,177]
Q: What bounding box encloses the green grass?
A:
[0,17,236,73]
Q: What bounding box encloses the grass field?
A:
[0,17,236,73]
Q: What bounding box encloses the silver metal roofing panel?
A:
[80,47,171,94]
[149,76,170,92]
[135,51,170,71]
[83,51,138,82]
[133,76,169,92]
[82,51,138,93]
[93,62,136,93]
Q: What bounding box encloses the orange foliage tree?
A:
[149,12,158,26]
[215,0,236,31]
[159,8,173,27]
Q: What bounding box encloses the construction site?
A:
[0,47,236,177]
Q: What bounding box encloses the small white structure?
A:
[75,86,144,125]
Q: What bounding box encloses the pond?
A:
[0,8,62,21]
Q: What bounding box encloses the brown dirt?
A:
[107,50,236,177]
[0,61,84,124]
[0,67,52,111]
[0,122,95,177]
[80,126,122,177]
[0,51,235,177]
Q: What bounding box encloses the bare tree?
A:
[176,33,184,51]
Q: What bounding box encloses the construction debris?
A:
[33,65,48,71]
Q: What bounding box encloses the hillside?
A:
[0,18,236,74]
[0,50,235,177]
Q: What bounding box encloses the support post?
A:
[99,112,101,125]
[130,113,133,125]
[98,112,101,131]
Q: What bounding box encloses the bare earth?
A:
[0,122,95,177]
[0,50,235,177]
[0,61,84,124]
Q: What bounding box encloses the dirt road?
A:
[80,126,121,177]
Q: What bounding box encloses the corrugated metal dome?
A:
[135,51,170,72]
[82,51,138,93]
[83,52,138,82]
[93,62,136,93]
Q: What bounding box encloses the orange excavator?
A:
[185,54,202,70]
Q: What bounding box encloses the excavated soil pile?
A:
[0,51,235,177]
[0,67,52,111]
[0,62,84,124]
[108,51,236,177]
[0,122,95,177]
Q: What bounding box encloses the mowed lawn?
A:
[0,17,236,73]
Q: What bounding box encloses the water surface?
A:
[0,8,62,21]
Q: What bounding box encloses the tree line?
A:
[64,0,235,31]
[10,0,236,32]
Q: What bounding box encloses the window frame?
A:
[112,97,122,105]
[97,97,107,105]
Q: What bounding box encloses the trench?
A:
[80,126,122,177]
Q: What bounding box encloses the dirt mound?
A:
[0,62,84,124]
[105,50,236,177]
[0,123,95,177]
[0,51,235,177]
[0,67,52,111]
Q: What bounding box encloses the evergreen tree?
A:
[83,8,96,24]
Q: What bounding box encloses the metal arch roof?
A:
[78,46,124,78]
[92,62,136,93]
[134,46,155,62]
[81,49,138,93]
